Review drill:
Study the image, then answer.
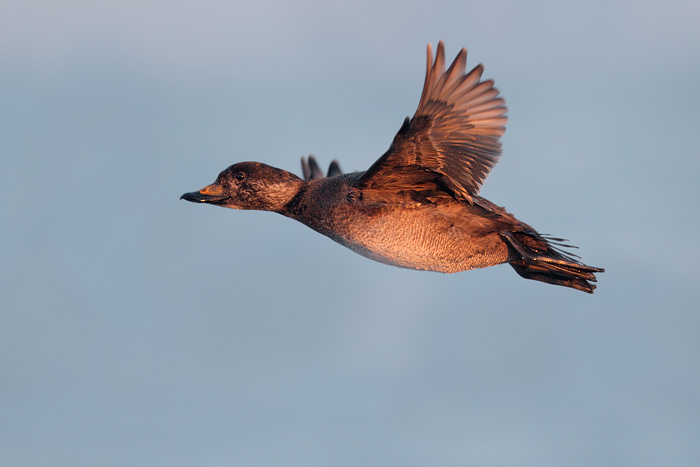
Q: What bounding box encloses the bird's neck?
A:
[278,181,310,216]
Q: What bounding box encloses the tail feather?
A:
[501,231,604,294]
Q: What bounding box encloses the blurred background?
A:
[2,0,699,465]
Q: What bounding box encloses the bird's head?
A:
[180,162,303,212]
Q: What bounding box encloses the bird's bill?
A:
[180,183,229,204]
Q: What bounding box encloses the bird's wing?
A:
[357,41,507,203]
[301,155,343,180]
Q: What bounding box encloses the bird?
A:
[181,41,603,293]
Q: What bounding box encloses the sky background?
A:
[2,1,699,466]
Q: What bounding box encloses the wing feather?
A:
[357,41,508,202]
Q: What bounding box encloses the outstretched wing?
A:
[357,41,507,203]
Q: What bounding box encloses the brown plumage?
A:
[181,41,604,293]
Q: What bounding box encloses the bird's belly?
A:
[307,207,510,273]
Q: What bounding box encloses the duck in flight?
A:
[181,41,603,293]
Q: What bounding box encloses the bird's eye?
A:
[235,171,246,181]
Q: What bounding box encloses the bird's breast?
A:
[294,200,510,273]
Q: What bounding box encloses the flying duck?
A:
[181,41,604,293]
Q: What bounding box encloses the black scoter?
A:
[181,41,604,293]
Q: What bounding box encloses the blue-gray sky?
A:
[2,1,699,466]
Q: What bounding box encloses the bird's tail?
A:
[501,231,604,294]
